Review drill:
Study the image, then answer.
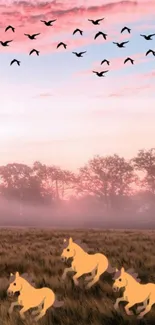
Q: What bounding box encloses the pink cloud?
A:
[53,65,155,100]
[144,71,155,78]
[106,84,152,97]
[0,0,154,53]
[38,92,53,98]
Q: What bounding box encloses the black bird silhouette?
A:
[124,57,134,64]
[92,70,108,77]
[140,34,155,40]
[5,25,15,32]
[94,31,107,40]
[29,49,40,56]
[72,51,86,57]
[10,59,20,66]
[101,59,110,65]
[40,20,56,26]
[88,18,104,25]
[113,41,129,48]
[146,49,155,56]
[73,29,83,35]
[0,40,13,46]
[121,26,131,33]
[57,42,67,49]
[24,33,40,40]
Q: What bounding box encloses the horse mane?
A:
[9,273,36,287]
[113,268,141,283]
[62,238,89,252]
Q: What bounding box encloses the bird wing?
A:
[72,52,76,54]
[50,20,56,23]
[124,58,128,63]
[5,26,10,31]
[40,20,45,23]
[6,40,13,43]
[94,32,100,39]
[121,27,126,33]
[92,71,97,73]
[98,18,104,22]
[122,41,129,44]
[140,34,145,37]
[146,49,152,55]
[88,19,93,22]
[80,51,86,54]
[113,42,117,44]
[24,34,29,36]
[102,70,108,73]
[149,34,155,37]
[33,33,40,36]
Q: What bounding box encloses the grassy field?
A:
[0,228,155,324]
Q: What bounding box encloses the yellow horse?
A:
[7,272,64,321]
[61,237,116,289]
[113,266,155,319]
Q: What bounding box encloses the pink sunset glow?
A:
[0,0,154,171]
[0,0,154,227]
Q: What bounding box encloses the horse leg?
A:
[73,271,84,286]
[124,302,135,315]
[86,263,106,289]
[62,267,74,280]
[136,298,148,314]
[137,297,154,319]
[85,269,96,282]
[34,296,54,321]
[31,302,43,316]
[19,306,30,320]
[114,297,126,311]
[8,301,19,314]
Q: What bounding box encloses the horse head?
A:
[112,267,128,292]
[61,237,76,262]
[7,272,22,296]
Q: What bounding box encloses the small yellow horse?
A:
[113,266,155,319]
[61,237,116,289]
[7,272,64,321]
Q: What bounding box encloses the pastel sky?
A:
[0,0,155,171]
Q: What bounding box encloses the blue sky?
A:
[0,0,155,170]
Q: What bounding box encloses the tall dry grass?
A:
[0,228,155,324]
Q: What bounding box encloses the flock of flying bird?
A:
[1,17,155,77]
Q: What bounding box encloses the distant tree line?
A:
[0,148,155,224]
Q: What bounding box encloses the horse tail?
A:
[106,263,116,274]
[53,299,64,308]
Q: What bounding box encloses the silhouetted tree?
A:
[0,149,155,225]
[0,163,43,204]
[76,154,136,210]
[46,166,76,201]
[33,161,53,202]
[132,148,155,194]
[33,162,76,202]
